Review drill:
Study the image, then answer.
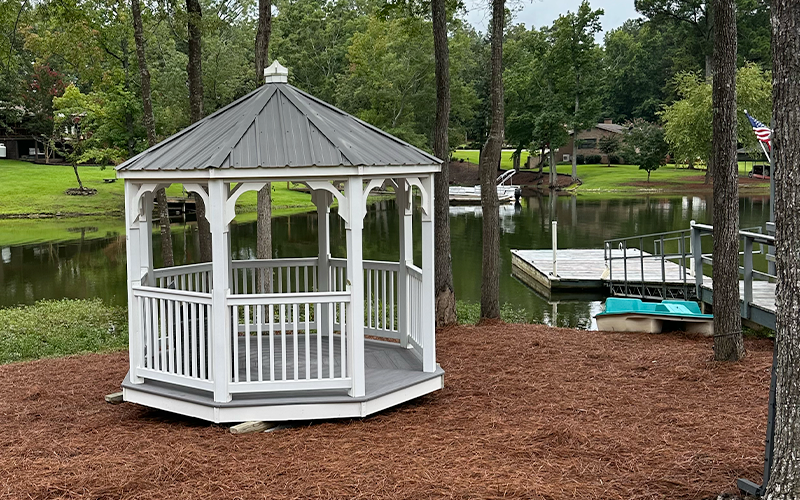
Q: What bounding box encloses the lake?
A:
[0,193,771,328]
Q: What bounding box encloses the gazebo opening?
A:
[117,63,443,423]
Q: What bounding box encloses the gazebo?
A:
[116,62,443,423]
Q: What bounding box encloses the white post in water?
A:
[689,219,696,278]
[551,220,558,277]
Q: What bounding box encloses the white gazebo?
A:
[117,63,443,423]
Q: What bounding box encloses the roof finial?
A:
[264,61,288,84]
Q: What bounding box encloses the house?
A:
[557,119,626,164]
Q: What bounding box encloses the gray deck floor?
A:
[233,334,422,383]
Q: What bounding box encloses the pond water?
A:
[0,193,771,328]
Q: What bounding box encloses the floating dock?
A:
[510,248,777,329]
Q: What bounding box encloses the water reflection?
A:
[0,194,771,328]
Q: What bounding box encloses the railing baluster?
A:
[245,304,251,382]
[293,303,299,381]
[199,303,206,379]
[374,269,379,329]
[305,303,310,380]
[328,302,334,379]
[182,300,189,375]
[295,267,300,295]
[382,269,387,330]
[232,304,239,383]
[340,301,346,378]
[280,304,287,381]
[269,304,275,381]
[167,299,175,373]
[316,302,322,379]
[390,271,395,332]
[191,302,198,378]
[257,304,263,382]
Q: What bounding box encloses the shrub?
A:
[0,299,128,364]
[608,154,622,164]
[586,154,602,164]
[575,154,585,165]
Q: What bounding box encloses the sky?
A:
[463,0,641,43]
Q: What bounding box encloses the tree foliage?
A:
[622,119,669,182]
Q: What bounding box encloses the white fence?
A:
[153,262,212,292]
[406,264,424,351]
[132,285,213,391]
[227,291,352,392]
[231,258,319,295]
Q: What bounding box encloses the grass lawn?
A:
[0,160,322,217]
[448,152,768,194]
[452,149,532,169]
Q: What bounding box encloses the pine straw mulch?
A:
[0,324,772,500]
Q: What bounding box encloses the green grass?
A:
[0,160,323,217]
[447,153,768,194]
[0,299,128,364]
[456,300,531,325]
[0,160,125,216]
[452,149,532,169]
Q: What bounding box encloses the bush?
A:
[0,299,128,364]
[608,154,622,164]
[585,154,602,164]
[575,154,585,165]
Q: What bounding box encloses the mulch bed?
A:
[0,324,772,499]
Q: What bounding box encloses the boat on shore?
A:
[449,169,519,204]
[595,297,714,336]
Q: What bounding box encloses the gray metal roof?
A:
[117,83,441,172]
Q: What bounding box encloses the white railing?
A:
[406,264,424,351]
[153,262,212,292]
[227,291,351,392]
[330,258,348,292]
[231,258,318,295]
[364,260,399,339]
[132,285,213,391]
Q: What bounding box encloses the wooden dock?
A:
[511,248,776,330]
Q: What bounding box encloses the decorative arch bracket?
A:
[406,177,431,217]
[306,180,349,225]
[361,178,386,220]
[128,182,168,229]
[183,183,210,224]
[224,182,267,225]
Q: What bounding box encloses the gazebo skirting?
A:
[121,257,443,422]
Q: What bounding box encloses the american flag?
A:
[745,110,772,150]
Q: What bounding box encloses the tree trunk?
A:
[132,0,174,267]
[186,0,203,124]
[765,0,800,497]
[255,0,273,267]
[72,164,83,190]
[710,0,743,361]
[186,0,211,261]
[255,0,271,83]
[571,96,579,181]
[431,0,456,326]
[549,147,557,188]
[195,194,212,262]
[479,0,504,320]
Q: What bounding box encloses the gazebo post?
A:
[345,177,366,397]
[209,179,232,403]
[396,179,411,348]
[420,175,436,372]
[313,190,332,336]
[125,181,144,384]
[140,193,154,286]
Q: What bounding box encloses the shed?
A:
[116,62,443,423]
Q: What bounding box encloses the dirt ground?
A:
[0,324,772,500]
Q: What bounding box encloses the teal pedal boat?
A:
[595,297,714,335]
